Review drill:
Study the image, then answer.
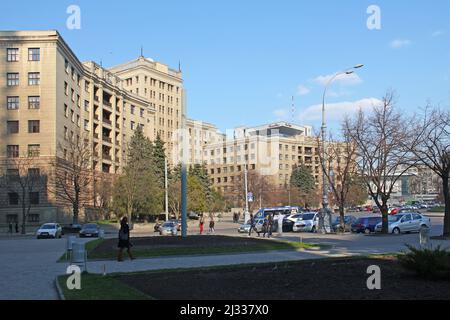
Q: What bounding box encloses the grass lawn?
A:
[59,235,327,262]
[57,273,152,300]
[428,206,445,213]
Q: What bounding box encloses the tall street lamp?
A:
[321,64,364,211]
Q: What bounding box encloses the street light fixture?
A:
[321,64,364,213]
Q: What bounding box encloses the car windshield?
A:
[302,213,315,220]
[163,223,174,227]
[41,224,55,230]
[83,224,97,229]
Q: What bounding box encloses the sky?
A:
[1,0,449,133]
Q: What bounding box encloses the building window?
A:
[28,72,40,85]
[6,214,18,223]
[28,120,40,133]
[131,121,135,130]
[7,96,19,110]
[7,145,19,158]
[71,89,75,102]
[28,168,40,177]
[7,121,19,134]
[28,96,40,109]
[130,105,135,115]
[85,81,90,92]
[140,108,144,117]
[65,59,69,73]
[29,192,40,205]
[84,120,89,131]
[28,144,40,157]
[7,48,19,62]
[64,126,68,140]
[70,110,75,123]
[28,48,40,61]
[84,100,89,111]
[64,82,68,95]
[28,214,40,223]
[7,73,19,86]
[64,104,68,117]
[8,193,19,206]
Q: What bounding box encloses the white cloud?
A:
[390,39,412,49]
[297,85,311,96]
[299,98,383,122]
[432,30,445,37]
[313,73,363,87]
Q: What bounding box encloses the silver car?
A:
[293,212,319,233]
[375,212,431,234]
[158,222,178,236]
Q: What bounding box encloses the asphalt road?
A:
[0,213,447,300]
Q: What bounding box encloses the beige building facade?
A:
[0,30,158,229]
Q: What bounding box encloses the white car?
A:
[293,212,319,233]
[375,212,431,234]
[286,213,304,223]
[36,223,63,239]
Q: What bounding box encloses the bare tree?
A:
[317,130,359,231]
[409,106,450,236]
[345,91,416,233]
[0,155,44,234]
[49,136,93,224]
[229,171,272,211]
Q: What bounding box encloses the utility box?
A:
[70,241,87,272]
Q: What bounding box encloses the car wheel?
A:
[364,228,371,234]
[393,227,400,235]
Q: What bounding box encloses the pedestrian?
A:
[199,215,205,235]
[15,222,19,234]
[248,213,256,237]
[260,219,268,238]
[267,213,274,238]
[209,218,215,234]
[117,216,135,262]
[8,222,13,234]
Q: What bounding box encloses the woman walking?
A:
[199,215,205,235]
[117,216,135,262]
[209,218,215,234]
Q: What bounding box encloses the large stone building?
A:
[202,122,321,193]
[0,30,184,230]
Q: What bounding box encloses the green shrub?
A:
[398,245,450,280]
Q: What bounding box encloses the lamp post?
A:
[321,64,364,212]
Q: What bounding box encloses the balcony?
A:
[94,96,99,102]
[93,133,99,140]
[102,118,112,126]
[102,154,112,161]
[94,114,99,122]
[102,135,112,144]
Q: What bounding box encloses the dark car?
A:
[332,215,357,232]
[62,224,82,235]
[79,223,100,238]
[351,217,382,234]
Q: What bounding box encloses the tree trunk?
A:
[443,175,450,237]
[381,203,389,234]
[21,192,26,235]
[339,204,345,232]
[73,191,79,225]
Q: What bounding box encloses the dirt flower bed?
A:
[118,257,450,300]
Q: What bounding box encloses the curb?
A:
[54,276,66,300]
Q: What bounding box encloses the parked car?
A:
[375,212,431,234]
[388,208,400,215]
[188,212,200,220]
[62,224,82,235]
[293,212,319,233]
[171,219,182,231]
[351,217,382,234]
[79,223,101,238]
[286,213,303,223]
[36,223,63,239]
[158,222,178,236]
[274,217,295,232]
[238,223,251,233]
[331,215,357,232]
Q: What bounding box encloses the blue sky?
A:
[1,0,449,133]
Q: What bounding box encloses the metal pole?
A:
[244,162,249,224]
[165,158,169,222]
[181,89,188,237]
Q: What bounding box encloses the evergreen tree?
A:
[290,164,316,193]
[152,133,167,185]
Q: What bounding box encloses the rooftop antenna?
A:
[178,60,182,72]
[291,96,296,124]
[140,46,144,58]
